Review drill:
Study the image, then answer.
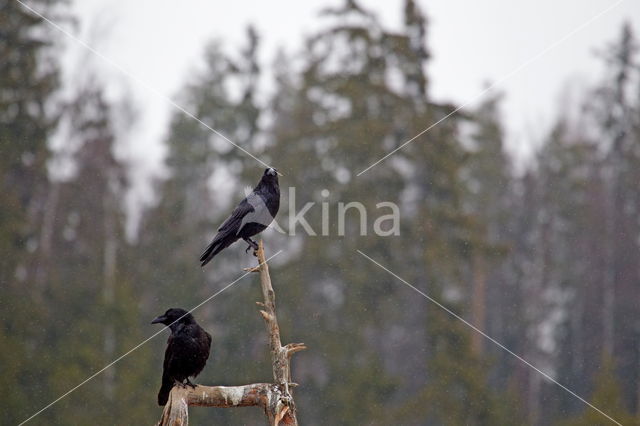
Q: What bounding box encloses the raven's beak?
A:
[151,315,166,325]
[266,167,282,177]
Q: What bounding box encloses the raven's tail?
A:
[158,375,173,406]
[199,234,234,267]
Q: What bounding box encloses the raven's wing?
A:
[162,336,172,371]
[162,334,181,378]
[165,332,204,374]
[158,335,178,405]
[204,331,212,360]
[217,197,255,233]
[200,195,257,266]
[238,192,275,231]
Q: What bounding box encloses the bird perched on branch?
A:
[200,167,280,267]
[152,308,212,406]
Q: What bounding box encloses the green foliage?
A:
[559,356,637,426]
[259,1,507,423]
[0,0,63,423]
[3,1,640,425]
[391,312,516,425]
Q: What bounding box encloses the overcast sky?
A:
[58,0,639,212]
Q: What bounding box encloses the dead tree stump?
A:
[157,240,305,426]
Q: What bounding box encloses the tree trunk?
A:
[471,250,486,355]
[157,240,305,426]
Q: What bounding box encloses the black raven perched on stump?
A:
[152,308,212,406]
[200,167,280,267]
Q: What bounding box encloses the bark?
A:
[470,251,486,355]
[253,240,306,425]
[34,180,60,291]
[103,178,117,400]
[157,384,274,426]
[157,240,306,426]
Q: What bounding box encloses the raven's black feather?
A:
[200,168,280,266]
[152,308,212,406]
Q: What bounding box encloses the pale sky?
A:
[57,0,639,217]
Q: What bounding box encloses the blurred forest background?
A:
[2,0,640,424]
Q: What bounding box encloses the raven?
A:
[200,167,280,267]
[152,308,212,406]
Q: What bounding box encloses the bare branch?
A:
[157,384,273,426]
[254,240,306,425]
[157,240,306,426]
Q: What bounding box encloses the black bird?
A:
[200,167,280,267]
[152,308,212,406]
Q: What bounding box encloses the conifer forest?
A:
[2,0,640,424]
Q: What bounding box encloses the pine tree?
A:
[589,23,640,408]
[550,23,640,419]
[462,93,511,356]
[0,1,64,422]
[34,81,155,423]
[264,1,509,423]
[499,23,640,422]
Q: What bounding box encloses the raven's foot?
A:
[184,378,197,389]
[243,237,259,255]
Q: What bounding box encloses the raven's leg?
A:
[243,237,259,253]
[185,378,197,389]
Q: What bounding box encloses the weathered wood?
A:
[157,384,273,426]
[254,240,306,425]
[156,240,306,426]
